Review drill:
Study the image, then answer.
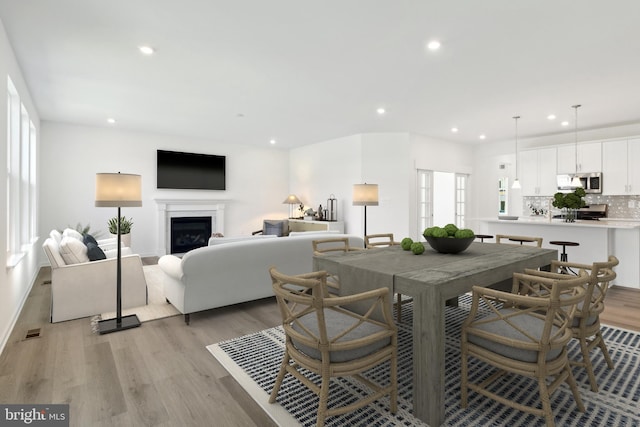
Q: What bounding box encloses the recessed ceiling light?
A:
[269,139,277,145]
[106,118,116,124]
[451,127,459,133]
[561,121,569,126]
[547,114,556,120]
[479,134,486,140]
[376,108,386,115]
[138,45,155,55]
[427,40,441,51]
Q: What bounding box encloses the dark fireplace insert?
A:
[170,216,212,254]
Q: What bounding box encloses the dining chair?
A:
[495,234,543,247]
[364,233,412,323]
[460,270,590,426]
[268,267,398,426]
[364,233,398,248]
[523,255,619,392]
[312,237,362,291]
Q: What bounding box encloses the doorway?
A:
[417,170,468,236]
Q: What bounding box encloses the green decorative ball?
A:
[411,242,425,255]
[401,237,414,250]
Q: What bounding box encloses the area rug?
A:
[99,264,180,323]
[207,296,640,426]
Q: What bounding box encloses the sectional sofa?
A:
[158,233,364,324]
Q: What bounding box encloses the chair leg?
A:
[596,331,615,369]
[564,365,585,413]
[317,374,330,427]
[269,353,289,404]
[460,339,468,408]
[578,336,599,392]
[537,375,556,427]
[390,350,398,414]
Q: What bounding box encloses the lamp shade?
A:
[353,184,379,206]
[95,173,142,207]
[282,194,302,204]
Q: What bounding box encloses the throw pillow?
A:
[86,242,106,261]
[62,228,84,241]
[83,234,98,246]
[49,229,62,244]
[59,236,90,264]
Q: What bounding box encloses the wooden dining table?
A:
[313,241,557,427]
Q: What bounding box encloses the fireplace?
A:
[154,199,225,255]
[170,216,212,254]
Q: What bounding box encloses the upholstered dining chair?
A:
[312,237,362,292]
[268,267,398,426]
[364,233,412,323]
[495,234,543,247]
[523,255,619,392]
[460,270,590,426]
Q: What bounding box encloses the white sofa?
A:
[42,229,148,323]
[158,233,364,324]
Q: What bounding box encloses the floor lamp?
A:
[353,183,378,237]
[95,172,142,334]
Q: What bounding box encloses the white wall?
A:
[468,140,519,231]
[289,134,363,234]
[291,132,474,241]
[360,133,412,239]
[39,122,290,260]
[0,19,41,354]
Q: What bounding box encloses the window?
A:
[6,76,37,266]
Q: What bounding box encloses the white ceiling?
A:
[1,1,640,148]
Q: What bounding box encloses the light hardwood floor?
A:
[1,267,638,427]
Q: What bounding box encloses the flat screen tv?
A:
[157,150,226,190]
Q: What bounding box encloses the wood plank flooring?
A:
[1,266,638,426]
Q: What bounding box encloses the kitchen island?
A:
[473,217,640,289]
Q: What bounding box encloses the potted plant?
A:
[552,187,586,222]
[108,215,133,247]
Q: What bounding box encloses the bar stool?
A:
[496,234,543,247]
[549,240,580,262]
[475,234,493,242]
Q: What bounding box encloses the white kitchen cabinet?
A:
[556,141,602,174]
[602,138,640,195]
[519,147,557,196]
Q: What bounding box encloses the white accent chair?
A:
[42,229,148,323]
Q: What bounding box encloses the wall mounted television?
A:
[156,150,226,190]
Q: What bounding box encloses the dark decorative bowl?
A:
[424,236,475,254]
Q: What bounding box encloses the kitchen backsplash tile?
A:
[524,195,640,220]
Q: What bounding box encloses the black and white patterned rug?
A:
[207,296,640,426]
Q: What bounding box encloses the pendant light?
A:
[571,104,583,188]
[511,115,521,189]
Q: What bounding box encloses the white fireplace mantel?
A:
[154,198,226,255]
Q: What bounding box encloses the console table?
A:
[288,219,344,233]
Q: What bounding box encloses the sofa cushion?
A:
[42,238,66,268]
[292,309,390,363]
[63,228,84,241]
[59,236,90,264]
[86,242,107,261]
[467,308,563,363]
